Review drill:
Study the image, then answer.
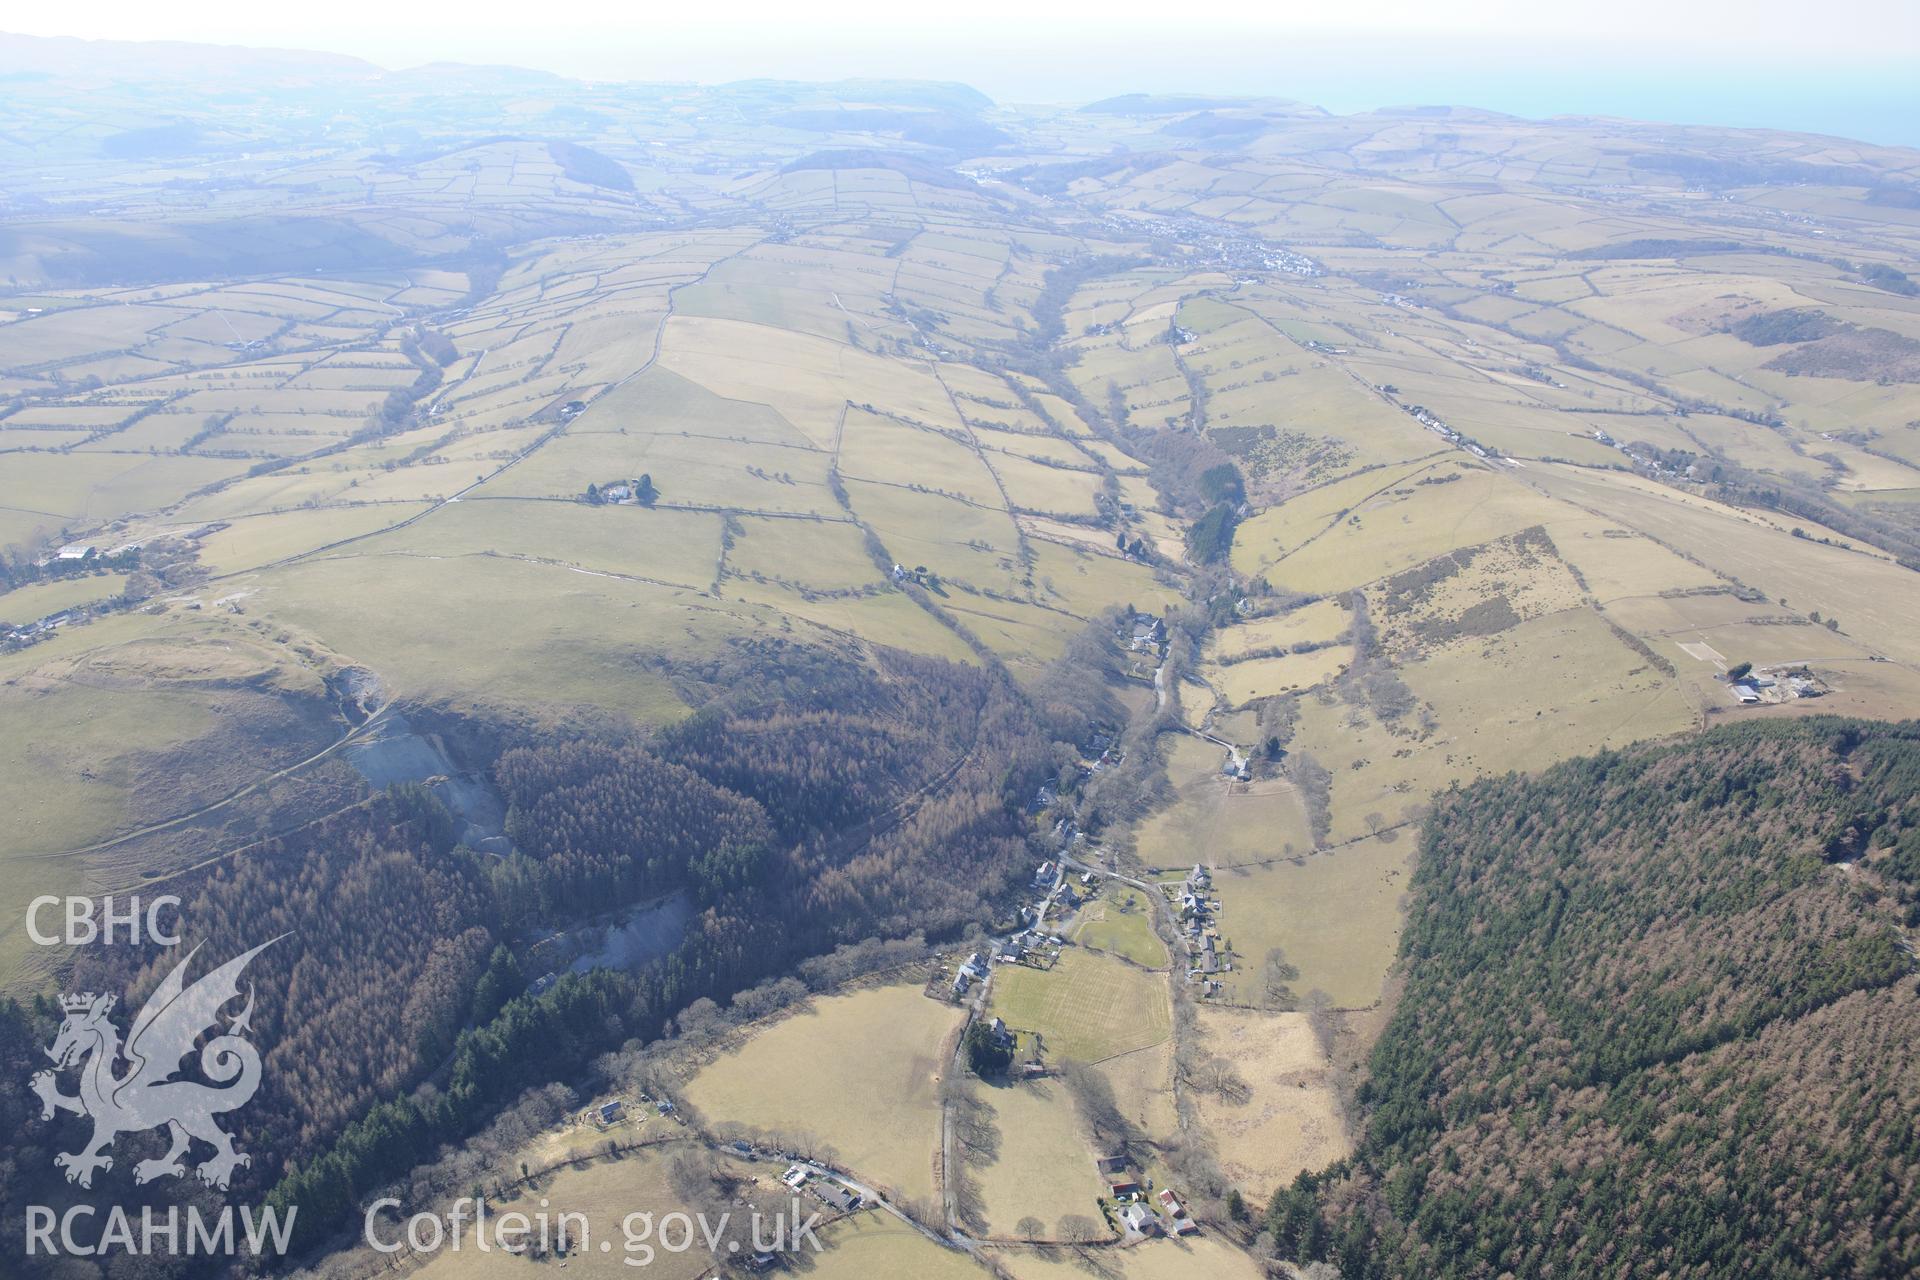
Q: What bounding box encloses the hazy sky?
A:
[13,1,1920,143]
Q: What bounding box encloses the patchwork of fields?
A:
[7,60,1920,1278]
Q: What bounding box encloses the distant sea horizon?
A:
[8,25,1918,151]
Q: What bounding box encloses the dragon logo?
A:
[30,938,282,1192]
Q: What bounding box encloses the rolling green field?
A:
[1070,883,1169,969]
[986,950,1171,1064]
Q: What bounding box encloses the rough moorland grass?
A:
[1189,1007,1350,1200]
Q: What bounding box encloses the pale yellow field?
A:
[1094,1039,1179,1146]
[972,1079,1107,1241]
[1538,514,1722,605]
[1209,598,1351,660]
[986,452,1105,517]
[409,1142,739,1280]
[250,553,716,719]
[724,515,883,591]
[1402,606,1699,778]
[1207,648,1350,704]
[1529,463,1920,668]
[839,409,1007,507]
[809,1212,992,1280]
[997,1233,1266,1280]
[1231,459,1448,578]
[1210,836,1416,1009]
[1246,469,1573,595]
[195,504,433,575]
[682,983,962,1205]
[1136,733,1316,869]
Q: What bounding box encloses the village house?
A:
[597,1100,624,1124]
[1121,1202,1159,1236]
[1128,613,1168,652]
[811,1182,862,1214]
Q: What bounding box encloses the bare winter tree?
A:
[1264,947,1301,1009]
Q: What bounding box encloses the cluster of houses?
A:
[940,860,1078,1002]
[1095,212,1321,279]
[3,546,125,648]
[1176,864,1228,985]
[1378,397,1498,461]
